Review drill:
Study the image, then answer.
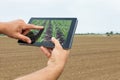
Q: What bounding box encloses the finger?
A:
[51,37,62,49]
[22,29,30,35]
[16,33,31,43]
[24,24,44,30]
[40,46,51,58]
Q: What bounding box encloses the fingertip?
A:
[27,39,31,44]
[24,36,31,44]
[16,33,31,43]
[23,37,31,44]
[40,46,44,50]
[29,24,44,29]
[36,26,44,29]
[51,37,56,43]
[40,46,51,58]
[51,37,54,40]
[51,37,63,49]
[32,25,44,29]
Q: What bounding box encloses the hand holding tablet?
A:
[18,17,78,49]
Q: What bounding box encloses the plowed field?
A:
[1,35,120,80]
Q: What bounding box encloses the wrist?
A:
[0,22,5,34]
[47,64,65,73]
[0,22,8,34]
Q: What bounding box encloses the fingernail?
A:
[41,26,44,28]
[28,40,31,44]
[51,37,55,40]
[36,26,44,28]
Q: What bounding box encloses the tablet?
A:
[18,17,78,49]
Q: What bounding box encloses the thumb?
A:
[51,37,62,49]
[16,33,31,43]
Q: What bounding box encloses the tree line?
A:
[76,31,120,36]
[105,31,120,36]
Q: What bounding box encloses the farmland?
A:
[1,35,120,80]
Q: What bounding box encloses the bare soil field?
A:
[1,35,120,80]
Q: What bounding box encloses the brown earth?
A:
[0,35,120,80]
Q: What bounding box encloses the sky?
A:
[0,0,120,33]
